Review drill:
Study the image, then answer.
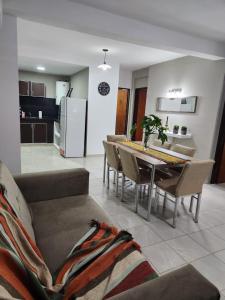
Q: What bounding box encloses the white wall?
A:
[19,71,69,98]
[70,68,89,99]
[146,56,225,159]
[119,68,132,89]
[87,62,120,155]
[0,15,21,174]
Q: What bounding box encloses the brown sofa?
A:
[0,161,220,300]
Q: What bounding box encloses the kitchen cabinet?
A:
[31,82,46,97]
[20,121,51,143]
[19,81,30,96]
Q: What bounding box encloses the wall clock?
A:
[98,82,110,96]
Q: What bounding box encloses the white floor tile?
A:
[192,255,225,290]
[189,230,225,253]
[210,224,225,241]
[128,224,162,247]
[167,235,209,262]
[149,220,185,241]
[142,242,186,273]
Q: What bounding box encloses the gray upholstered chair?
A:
[118,147,152,214]
[155,160,214,228]
[103,141,122,196]
[103,135,127,183]
[152,139,171,150]
[171,144,196,157]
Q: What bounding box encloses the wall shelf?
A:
[165,132,192,139]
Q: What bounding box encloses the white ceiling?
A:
[71,0,225,42]
[17,18,184,73]
[19,56,85,76]
[4,0,225,59]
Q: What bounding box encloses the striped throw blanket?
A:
[0,192,158,300]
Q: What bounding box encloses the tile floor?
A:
[21,144,225,294]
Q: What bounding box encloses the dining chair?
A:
[103,135,127,183]
[155,160,215,228]
[152,139,171,150]
[171,144,196,157]
[103,141,122,196]
[118,147,153,214]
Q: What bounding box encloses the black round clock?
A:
[98,82,110,96]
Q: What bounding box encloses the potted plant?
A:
[141,114,167,149]
[130,123,137,141]
[173,125,179,134]
[181,126,187,135]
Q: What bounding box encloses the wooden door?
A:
[115,88,129,135]
[33,123,47,143]
[20,123,33,143]
[19,81,30,96]
[31,82,46,97]
[132,88,147,141]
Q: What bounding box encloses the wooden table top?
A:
[112,141,194,166]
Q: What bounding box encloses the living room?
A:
[1,1,225,299]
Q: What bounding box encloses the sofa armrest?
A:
[108,265,220,300]
[14,168,89,203]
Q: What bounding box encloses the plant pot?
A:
[173,126,179,134]
[181,127,187,135]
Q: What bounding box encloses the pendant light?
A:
[98,49,112,71]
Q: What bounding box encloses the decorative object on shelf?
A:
[141,114,167,149]
[98,82,110,96]
[129,123,137,140]
[181,126,187,135]
[165,116,169,131]
[98,49,112,71]
[156,96,197,113]
[173,125,179,134]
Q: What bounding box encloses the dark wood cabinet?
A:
[33,123,47,143]
[21,122,51,143]
[19,81,30,96]
[31,82,46,97]
[20,123,33,143]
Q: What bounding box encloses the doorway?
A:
[211,77,225,183]
[132,87,147,141]
[115,88,130,135]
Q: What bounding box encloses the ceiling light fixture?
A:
[37,66,46,71]
[98,49,112,71]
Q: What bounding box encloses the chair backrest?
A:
[152,139,171,150]
[103,141,121,171]
[118,147,139,182]
[107,135,127,142]
[171,144,196,157]
[175,160,215,196]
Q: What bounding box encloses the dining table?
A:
[103,140,194,221]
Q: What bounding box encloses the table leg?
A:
[147,165,155,221]
[103,152,106,183]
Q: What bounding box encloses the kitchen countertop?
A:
[20,117,57,123]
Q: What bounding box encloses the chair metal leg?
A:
[194,193,202,223]
[173,197,180,228]
[189,195,194,213]
[155,187,160,213]
[107,165,110,189]
[147,165,155,221]
[181,197,184,205]
[113,171,116,184]
[162,192,167,216]
[103,152,106,183]
[121,174,125,201]
[116,171,119,197]
[135,184,139,213]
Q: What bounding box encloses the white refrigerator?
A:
[60,97,87,158]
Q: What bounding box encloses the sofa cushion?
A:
[30,194,111,272]
[0,161,35,241]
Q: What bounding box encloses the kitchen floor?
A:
[21,144,225,297]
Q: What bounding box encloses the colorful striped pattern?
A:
[54,220,158,300]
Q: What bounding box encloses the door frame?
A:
[132,87,147,141]
[211,76,225,183]
[115,87,130,135]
